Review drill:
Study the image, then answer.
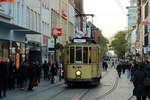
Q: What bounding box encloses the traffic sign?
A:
[147,24,150,32]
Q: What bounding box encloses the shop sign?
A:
[57,28,62,36]
[143,47,148,54]
[43,35,50,45]
[147,24,150,32]
[61,8,68,19]
[48,38,54,48]
[140,21,150,25]
[135,40,140,48]
[51,28,62,36]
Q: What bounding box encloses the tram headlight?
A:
[76,70,81,76]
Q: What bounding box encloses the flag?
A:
[0,0,14,3]
[7,0,14,3]
[0,0,7,2]
[57,28,62,36]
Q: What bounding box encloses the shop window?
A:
[1,41,9,60]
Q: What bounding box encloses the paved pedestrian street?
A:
[0,68,139,100]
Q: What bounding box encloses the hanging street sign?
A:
[147,24,150,32]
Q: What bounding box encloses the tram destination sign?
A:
[73,39,86,43]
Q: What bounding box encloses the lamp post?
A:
[53,35,58,62]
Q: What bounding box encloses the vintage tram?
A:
[63,38,102,87]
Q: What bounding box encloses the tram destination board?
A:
[73,39,86,43]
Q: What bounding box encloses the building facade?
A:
[0,0,41,67]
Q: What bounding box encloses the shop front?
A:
[0,21,40,69]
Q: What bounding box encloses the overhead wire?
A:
[113,0,127,15]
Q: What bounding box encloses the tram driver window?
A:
[89,47,92,63]
[70,47,74,63]
[83,47,88,64]
[76,47,82,64]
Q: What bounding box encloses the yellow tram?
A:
[63,38,102,86]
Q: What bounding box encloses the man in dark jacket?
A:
[27,62,36,91]
[116,61,122,78]
[50,62,57,84]
[132,63,146,100]
[143,60,150,99]
[0,61,8,98]
[42,61,49,80]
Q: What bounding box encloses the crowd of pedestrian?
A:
[0,59,62,99]
[115,58,150,100]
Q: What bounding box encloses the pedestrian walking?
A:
[116,61,122,78]
[36,61,41,83]
[8,60,16,90]
[0,60,8,98]
[27,62,36,91]
[50,61,57,84]
[132,63,146,100]
[126,61,131,80]
[111,60,115,68]
[122,62,126,74]
[131,60,138,81]
[42,61,49,80]
[143,59,150,99]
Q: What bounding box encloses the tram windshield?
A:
[83,47,88,63]
[76,47,82,64]
[70,47,74,63]
[68,46,93,64]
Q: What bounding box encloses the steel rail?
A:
[94,76,119,100]
[77,69,112,100]
[25,82,64,99]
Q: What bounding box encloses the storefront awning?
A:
[0,20,41,34]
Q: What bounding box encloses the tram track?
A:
[128,95,134,100]
[78,89,91,100]
[94,76,119,100]
[29,69,115,100]
[25,82,64,99]
[77,69,115,100]
[47,88,66,100]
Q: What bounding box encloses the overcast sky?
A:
[84,0,129,40]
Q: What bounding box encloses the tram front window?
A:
[70,47,74,63]
[83,47,88,63]
[76,47,82,64]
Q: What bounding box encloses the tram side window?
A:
[66,47,69,63]
[70,47,74,63]
[89,47,92,63]
[76,47,82,64]
[83,47,88,64]
[92,48,96,63]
